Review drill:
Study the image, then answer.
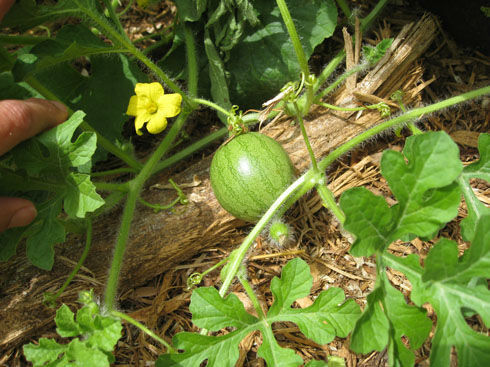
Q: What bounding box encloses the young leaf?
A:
[24,292,122,367]
[341,131,463,257]
[157,258,360,366]
[363,38,393,65]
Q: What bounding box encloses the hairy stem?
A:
[335,0,352,20]
[239,272,267,320]
[293,101,318,172]
[219,171,317,296]
[184,24,198,99]
[318,85,490,171]
[104,112,190,310]
[275,0,309,78]
[112,310,176,353]
[193,98,233,118]
[50,220,93,303]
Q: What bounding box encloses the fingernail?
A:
[50,100,68,113]
[8,206,38,228]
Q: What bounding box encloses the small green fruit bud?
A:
[269,220,291,246]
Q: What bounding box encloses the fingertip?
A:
[0,198,38,233]
[0,98,68,156]
[8,205,37,229]
[25,98,69,126]
[49,100,69,122]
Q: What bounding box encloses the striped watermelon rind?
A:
[210,132,295,222]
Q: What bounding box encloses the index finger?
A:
[0,98,69,156]
[0,0,15,21]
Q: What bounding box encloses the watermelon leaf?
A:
[156,258,360,366]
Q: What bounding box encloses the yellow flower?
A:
[126,82,182,135]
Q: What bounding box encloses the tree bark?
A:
[0,14,437,350]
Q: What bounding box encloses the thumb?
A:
[0,197,37,233]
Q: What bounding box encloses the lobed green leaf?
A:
[0,111,103,269]
[24,295,121,367]
[459,133,490,241]
[158,258,360,366]
[384,215,490,366]
[341,131,463,257]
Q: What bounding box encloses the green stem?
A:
[187,258,229,288]
[313,0,389,95]
[315,63,365,102]
[49,220,93,303]
[275,0,309,77]
[184,24,198,98]
[293,101,318,172]
[104,190,138,311]
[316,181,345,223]
[141,34,174,55]
[138,196,181,212]
[335,0,352,20]
[361,0,390,31]
[219,171,316,296]
[313,50,346,94]
[81,122,142,170]
[238,271,266,320]
[152,127,228,174]
[94,181,129,192]
[112,310,176,353]
[318,85,490,172]
[129,46,190,105]
[0,35,50,45]
[103,112,190,311]
[397,97,423,135]
[76,2,190,105]
[117,0,133,16]
[274,171,321,220]
[91,167,137,177]
[101,0,127,38]
[193,98,233,118]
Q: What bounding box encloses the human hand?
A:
[0,99,68,232]
[0,0,15,21]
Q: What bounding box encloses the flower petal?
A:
[146,111,168,134]
[135,82,164,100]
[126,95,140,116]
[157,93,182,117]
[134,111,151,135]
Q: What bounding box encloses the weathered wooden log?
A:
[0,14,437,350]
